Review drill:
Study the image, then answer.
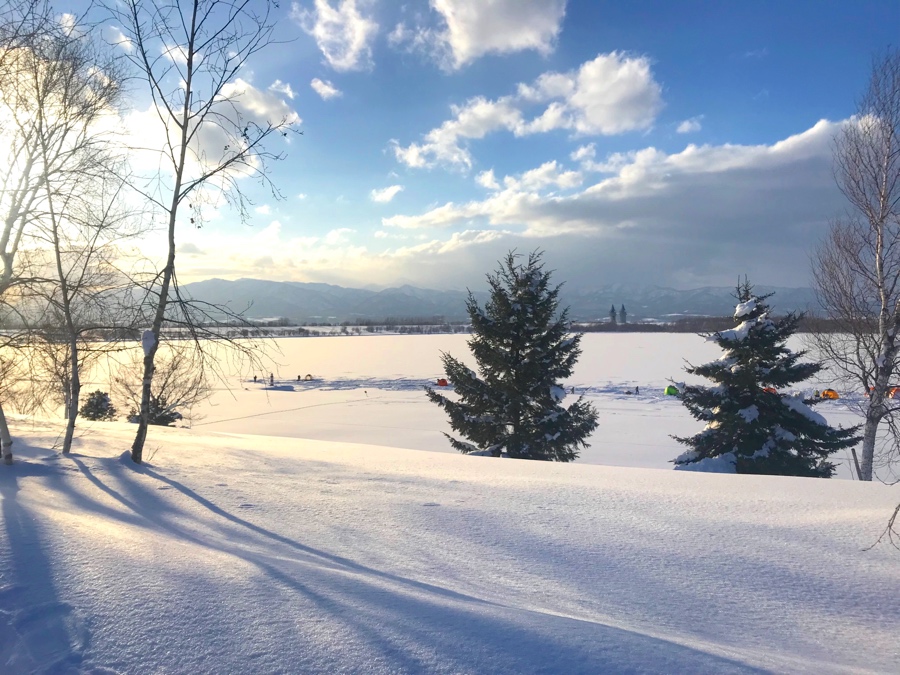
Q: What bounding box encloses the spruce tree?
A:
[426,251,598,461]
[79,391,117,421]
[673,281,860,477]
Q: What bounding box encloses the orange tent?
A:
[821,389,839,400]
[437,378,448,387]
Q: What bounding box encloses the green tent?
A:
[664,385,679,396]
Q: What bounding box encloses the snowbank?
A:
[1,420,898,674]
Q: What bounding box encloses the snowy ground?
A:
[2,333,898,673]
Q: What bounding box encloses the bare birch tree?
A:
[107,0,297,463]
[0,3,120,464]
[811,50,900,481]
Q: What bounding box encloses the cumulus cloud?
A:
[269,80,296,99]
[370,185,404,203]
[170,120,849,292]
[160,42,190,65]
[378,120,846,288]
[391,0,566,70]
[476,169,500,189]
[676,116,703,134]
[310,77,343,99]
[292,0,378,72]
[393,52,663,170]
[102,25,133,52]
[255,204,272,215]
[121,78,301,190]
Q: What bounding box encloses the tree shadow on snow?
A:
[0,458,91,674]
[55,454,774,675]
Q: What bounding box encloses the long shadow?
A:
[137,462,489,605]
[72,458,773,674]
[0,466,90,674]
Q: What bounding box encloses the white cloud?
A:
[219,78,302,125]
[323,227,356,245]
[297,193,308,200]
[169,120,849,292]
[503,161,582,192]
[476,169,500,190]
[161,42,190,65]
[292,0,378,72]
[393,52,663,170]
[269,80,296,99]
[375,120,846,288]
[391,0,566,70]
[310,77,343,100]
[102,25,133,52]
[255,204,272,215]
[59,13,79,36]
[121,78,301,191]
[570,143,596,162]
[676,116,703,134]
[370,185,404,203]
[392,96,523,169]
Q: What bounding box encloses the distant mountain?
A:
[180,278,819,323]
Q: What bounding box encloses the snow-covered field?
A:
[180,333,863,477]
[2,333,898,673]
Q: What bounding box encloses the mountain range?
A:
[180,278,820,324]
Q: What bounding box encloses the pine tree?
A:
[619,304,627,325]
[79,391,117,421]
[673,280,860,476]
[426,251,598,461]
[609,305,617,325]
[128,396,183,427]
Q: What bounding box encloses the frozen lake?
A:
[91,332,863,478]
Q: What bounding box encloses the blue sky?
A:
[98,0,900,290]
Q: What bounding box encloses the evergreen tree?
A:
[128,396,183,427]
[609,305,617,325]
[673,280,860,477]
[619,304,627,325]
[426,251,598,461]
[79,391,117,421]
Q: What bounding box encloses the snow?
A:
[2,333,898,673]
[141,329,156,357]
[712,320,753,342]
[674,450,738,473]
[781,395,828,426]
[734,299,756,318]
[738,405,759,423]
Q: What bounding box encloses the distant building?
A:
[609,305,617,325]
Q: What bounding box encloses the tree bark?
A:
[0,403,13,464]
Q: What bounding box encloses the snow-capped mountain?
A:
[180,278,818,323]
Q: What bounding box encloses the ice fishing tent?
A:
[436,378,448,387]
[664,385,679,396]
[821,389,839,399]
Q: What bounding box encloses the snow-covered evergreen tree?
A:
[426,251,598,461]
[128,396,183,427]
[79,390,117,421]
[673,281,860,476]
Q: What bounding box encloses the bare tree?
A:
[113,341,211,427]
[107,0,297,463]
[0,2,118,464]
[811,50,900,481]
